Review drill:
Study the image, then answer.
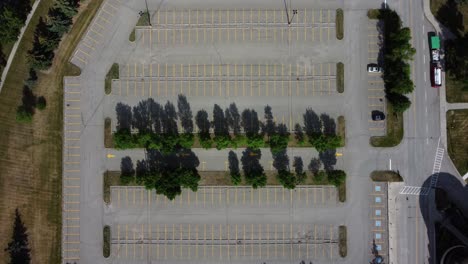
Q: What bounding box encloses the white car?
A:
[367,64,382,73]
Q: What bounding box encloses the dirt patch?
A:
[370,170,404,182]
[447,109,468,175]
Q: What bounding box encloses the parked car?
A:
[371,110,385,121]
[367,64,382,73]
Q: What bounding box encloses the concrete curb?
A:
[0,0,42,92]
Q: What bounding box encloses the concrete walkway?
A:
[447,103,468,110]
[0,0,42,92]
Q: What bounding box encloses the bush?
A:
[327,170,346,187]
[16,105,33,123]
[36,96,46,110]
[277,170,296,189]
[114,129,136,149]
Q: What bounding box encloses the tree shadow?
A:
[212,104,229,136]
[419,172,468,264]
[195,109,211,134]
[177,149,200,169]
[115,103,132,131]
[177,94,193,133]
[241,109,261,136]
[263,105,276,136]
[120,156,135,176]
[21,86,36,113]
[303,108,321,136]
[223,103,240,135]
[228,151,240,175]
[320,113,336,136]
[308,157,322,175]
[272,149,289,171]
[162,101,178,135]
[319,149,337,171]
[436,0,464,38]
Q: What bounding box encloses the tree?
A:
[15,105,33,123]
[241,109,261,137]
[263,105,275,137]
[241,148,267,188]
[5,209,31,264]
[116,103,133,131]
[303,108,321,137]
[277,170,296,189]
[294,123,305,145]
[228,151,241,185]
[36,96,46,110]
[386,93,411,113]
[327,170,346,187]
[269,123,289,154]
[113,129,135,149]
[212,104,230,149]
[308,158,321,175]
[120,156,135,184]
[293,156,307,184]
[0,7,23,43]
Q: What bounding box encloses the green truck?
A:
[430,35,440,62]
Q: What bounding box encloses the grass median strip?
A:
[105,63,119,95]
[104,118,113,148]
[103,225,110,258]
[336,9,344,40]
[129,11,151,42]
[337,116,345,147]
[336,62,344,93]
[339,225,347,257]
[370,102,403,147]
[447,109,468,175]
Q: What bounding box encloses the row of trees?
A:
[227,149,346,189]
[114,96,341,154]
[15,0,79,122]
[0,0,32,80]
[379,9,416,113]
[120,149,201,200]
[28,0,80,70]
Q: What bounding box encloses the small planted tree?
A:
[120,156,135,184]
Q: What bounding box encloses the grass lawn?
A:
[445,74,468,103]
[105,63,119,95]
[430,0,468,103]
[370,102,404,147]
[336,9,344,40]
[370,170,404,182]
[447,109,468,175]
[336,62,344,93]
[339,226,347,257]
[0,0,103,263]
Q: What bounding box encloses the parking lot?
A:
[111,63,339,97]
[134,8,336,48]
[108,186,341,262]
[368,183,388,261]
[109,186,338,209]
[367,20,386,135]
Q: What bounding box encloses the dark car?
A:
[371,110,385,121]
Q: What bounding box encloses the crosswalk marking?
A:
[399,186,430,196]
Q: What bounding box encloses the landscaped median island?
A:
[104,94,347,200]
[367,8,415,147]
[336,9,344,40]
[103,225,110,258]
[339,225,347,257]
[370,170,404,182]
[105,63,119,95]
[129,11,150,42]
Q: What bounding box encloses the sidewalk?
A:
[387,182,404,264]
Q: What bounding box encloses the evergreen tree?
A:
[5,209,31,264]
